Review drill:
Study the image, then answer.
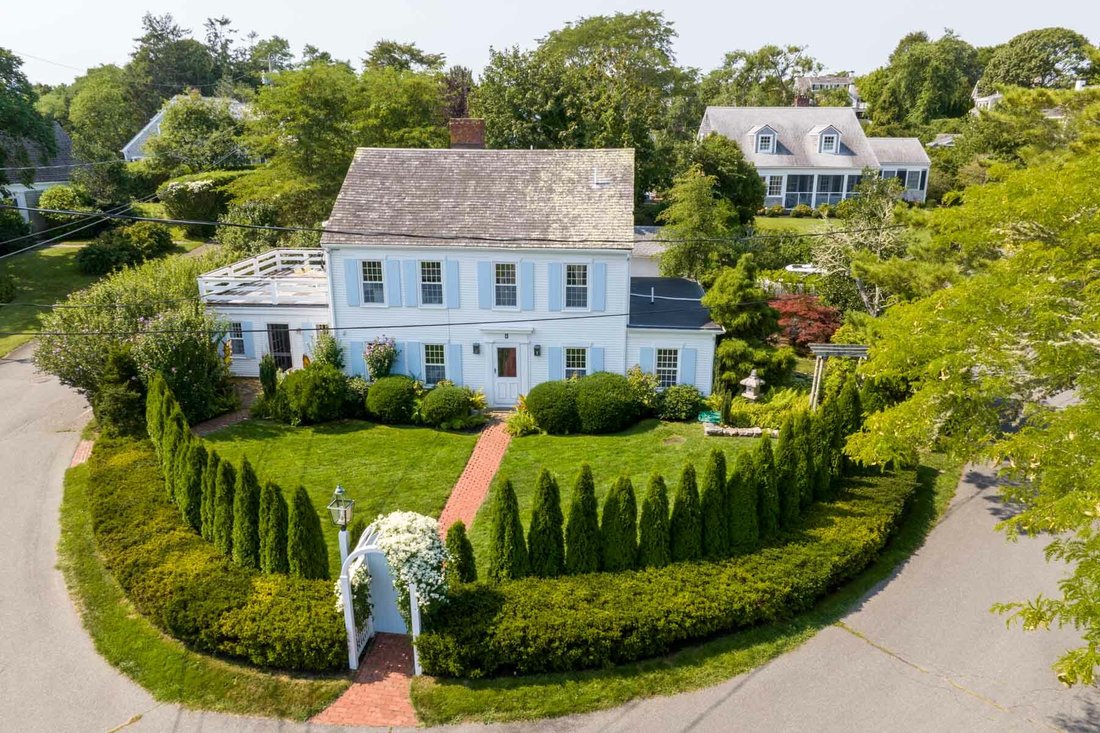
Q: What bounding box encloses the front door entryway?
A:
[493,346,519,406]
[267,323,292,371]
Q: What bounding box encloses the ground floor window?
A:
[655,348,679,388]
[228,322,245,357]
[565,347,588,379]
[767,175,783,197]
[424,343,446,385]
[905,170,922,190]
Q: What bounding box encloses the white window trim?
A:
[423,343,447,386]
[563,262,591,312]
[564,345,589,379]
[360,259,387,308]
[757,134,774,154]
[418,259,445,308]
[821,134,838,154]
[767,175,784,197]
[492,260,520,310]
[904,170,922,190]
[228,322,246,360]
[655,347,680,389]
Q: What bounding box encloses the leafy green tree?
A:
[754,439,780,537]
[445,520,477,583]
[689,134,765,226]
[600,476,638,571]
[213,459,236,557]
[728,452,759,552]
[177,442,206,532]
[0,49,55,185]
[145,92,247,176]
[979,28,1094,92]
[442,65,475,118]
[93,345,147,437]
[702,44,820,106]
[287,485,328,580]
[564,464,601,574]
[201,449,221,542]
[700,449,729,558]
[527,469,565,577]
[128,13,218,106]
[232,457,261,569]
[487,478,528,582]
[656,165,736,280]
[669,463,702,562]
[775,416,800,527]
[259,480,289,574]
[637,474,671,568]
[364,40,445,72]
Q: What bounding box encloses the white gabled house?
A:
[200,133,720,408]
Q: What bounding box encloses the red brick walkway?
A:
[70,439,94,467]
[311,633,418,728]
[438,416,513,534]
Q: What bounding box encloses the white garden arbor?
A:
[808,343,869,410]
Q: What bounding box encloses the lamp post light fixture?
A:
[328,485,355,563]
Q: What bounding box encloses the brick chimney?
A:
[793,94,812,107]
[449,118,486,149]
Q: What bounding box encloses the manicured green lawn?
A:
[468,419,758,569]
[59,460,349,719]
[412,454,963,724]
[752,216,837,234]
[205,419,478,576]
[0,243,97,356]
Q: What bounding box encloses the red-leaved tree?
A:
[770,294,841,352]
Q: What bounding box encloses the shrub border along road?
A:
[411,455,962,724]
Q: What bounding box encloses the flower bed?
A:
[417,470,916,677]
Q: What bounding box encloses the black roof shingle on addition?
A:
[629,277,721,332]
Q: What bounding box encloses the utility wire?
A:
[0,193,158,250]
[0,194,160,262]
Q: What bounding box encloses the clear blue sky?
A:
[4,0,1098,86]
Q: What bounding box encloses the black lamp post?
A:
[327,485,355,563]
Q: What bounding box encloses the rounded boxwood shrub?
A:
[658,384,705,421]
[574,372,639,434]
[75,231,141,275]
[367,375,417,424]
[0,272,14,304]
[279,364,347,425]
[125,221,174,259]
[420,385,472,427]
[526,380,579,435]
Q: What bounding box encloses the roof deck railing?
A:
[198,248,328,306]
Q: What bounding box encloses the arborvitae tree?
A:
[445,520,477,583]
[728,451,759,552]
[774,415,799,528]
[213,459,236,557]
[601,476,638,572]
[700,449,730,559]
[200,450,221,541]
[670,463,702,562]
[160,410,185,499]
[172,429,194,507]
[564,464,601,574]
[526,469,565,577]
[287,485,329,580]
[835,374,863,475]
[145,373,165,450]
[232,457,261,569]
[487,478,528,582]
[794,412,816,509]
[177,442,206,533]
[812,412,836,499]
[259,480,289,574]
[638,474,671,568]
[755,438,781,537]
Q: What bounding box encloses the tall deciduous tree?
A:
[0,49,55,185]
[979,28,1094,93]
[637,474,671,568]
[527,469,565,577]
[669,463,702,562]
[689,134,765,226]
[702,44,820,107]
[657,165,736,280]
[364,40,445,72]
[145,92,247,175]
[487,478,528,582]
[564,464,601,574]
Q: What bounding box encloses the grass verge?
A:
[58,459,349,720]
[0,243,96,356]
[411,453,963,724]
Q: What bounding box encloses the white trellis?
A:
[808,343,868,411]
[339,526,423,673]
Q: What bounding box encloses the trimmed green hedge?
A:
[87,437,344,672]
[418,470,916,677]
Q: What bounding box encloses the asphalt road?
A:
[1,342,1097,733]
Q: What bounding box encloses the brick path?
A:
[438,416,513,534]
[192,379,260,436]
[311,633,418,728]
[69,439,94,467]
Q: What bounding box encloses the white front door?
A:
[493,346,520,407]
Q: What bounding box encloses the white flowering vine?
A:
[334,561,372,621]
[368,511,450,624]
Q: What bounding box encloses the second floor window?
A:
[361,260,384,304]
[424,344,446,385]
[757,134,773,153]
[228,322,245,357]
[420,261,443,305]
[821,134,837,153]
[656,348,679,389]
[565,264,588,309]
[565,347,587,379]
[495,263,517,307]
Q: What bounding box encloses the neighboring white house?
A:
[1,122,78,227]
[698,106,931,206]
[794,73,865,113]
[121,95,250,162]
[200,139,720,407]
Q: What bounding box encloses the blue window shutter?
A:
[445,259,461,308]
[680,348,697,386]
[240,321,256,358]
[477,261,492,309]
[548,346,564,381]
[592,262,607,312]
[302,322,313,355]
[589,346,604,373]
[548,263,563,312]
[405,341,423,380]
[639,346,654,373]
[344,260,361,307]
[392,342,406,376]
[386,260,402,307]
[348,341,365,377]
[403,260,419,307]
[447,343,463,384]
[520,260,535,311]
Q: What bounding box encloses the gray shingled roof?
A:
[321,148,635,248]
[1,122,77,185]
[699,106,880,169]
[629,277,720,331]
[867,137,931,165]
[122,96,249,160]
[794,74,855,95]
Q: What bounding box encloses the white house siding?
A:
[327,244,633,406]
[206,305,330,377]
[626,329,718,396]
[630,253,661,278]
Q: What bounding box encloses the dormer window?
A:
[757,134,774,153]
[821,134,838,153]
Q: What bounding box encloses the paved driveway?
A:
[1,343,1096,732]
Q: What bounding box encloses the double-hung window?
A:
[565,264,588,309]
[905,170,922,190]
[757,134,773,153]
[565,347,587,379]
[821,134,837,153]
[494,263,517,307]
[420,261,443,305]
[655,348,679,389]
[767,175,783,197]
[424,344,446,385]
[361,260,385,304]
[228,322,245,357]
